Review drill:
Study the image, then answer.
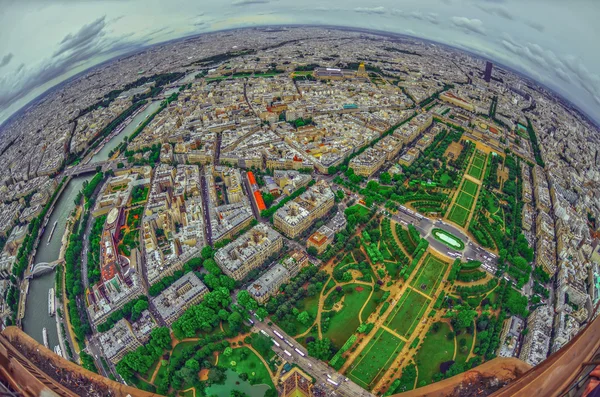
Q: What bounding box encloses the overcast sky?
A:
[0,0,599,125]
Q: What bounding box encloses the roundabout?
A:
[431,228,465,250]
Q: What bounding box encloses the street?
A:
[252,320,374,397]
[384,203,499,273]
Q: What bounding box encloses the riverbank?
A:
[59,207,82,358]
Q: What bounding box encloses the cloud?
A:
[477,4,514,20]
[0,53,13,68]
[451,16,486,35]
[232,0,269,5]
[391,9,439,24]
[353,7,386,15]
[500,35,600,100]
[54,16,107,58]
[0,17,146,113]
[525,20,545,32]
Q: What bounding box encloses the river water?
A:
[205,369,271,397]
[22,175,89,348]
[91,100,162,163]
[22,100,162,348]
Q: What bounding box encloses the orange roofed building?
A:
[307,225,335,254]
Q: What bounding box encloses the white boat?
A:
[47,221,58,244]
[48,288,55,316]
[42,328,49,349]
[54,345,63,358]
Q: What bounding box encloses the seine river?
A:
[22,100,162,348]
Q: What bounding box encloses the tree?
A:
[297,311,310,325]
[237,290,258,311]
[228,311,243,332]
[223,347,233,357]
[131,299,149,321]
[255,307,269,321]
[307,338,333,360]
[447,305,477,330]
[380,172,391,185]
[185,358,200,372]
[201,246,214,260]
[208,366,226,385]
[307,246,318,256]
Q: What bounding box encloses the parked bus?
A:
[327,379,339,386]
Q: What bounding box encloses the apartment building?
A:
[151,272,208,326]
[349,147,386,178]
[214,224,283,280]
[274,180,334,238]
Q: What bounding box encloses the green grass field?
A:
[472,153,486,168]
[447,204,470,227]
[462,179,479,196]
[361,288,385,323]
[455,330,475,365]
[384,289,431,337]
[415,322,455,386]
[456,191,475,209]
[347,204,371,217]
[171,341,197,362]
[322,284,372,349]
[410,255,448,296]
[347,328,405,388]
[219,347,275,390]
[467,165,483,180]
[296,293,321,325]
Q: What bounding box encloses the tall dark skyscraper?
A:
[484,61,493,83]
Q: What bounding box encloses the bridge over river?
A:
[26,259,64,279]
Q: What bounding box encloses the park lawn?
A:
[462,179,479,196]
[483,191,500,214]
[154,360,169,386]
[415,322,455,386]
[336,254,356,270]
[448,205,470,227]
[455,330,475,365]
[456,191,475,209]
[410,255,449,296]
[296,292,321,323]
[439,172,452,186]
[143,357,161,381]
[324,277,336,294]
[361,288,385,323]
[467,165,483,180]
[385,289,431,338]
[171,341,197,362]
[384,261,402,279]
[472,153,486,168]
[380,242,393,261]
[219,347,275,390]
[347,328,405,389]
[179,390,194,397]
[130,376,157,393]
[347,204,371,218]
[323,284,372,349]
[295,325,319,349]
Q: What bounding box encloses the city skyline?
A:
[0,0,599,127]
